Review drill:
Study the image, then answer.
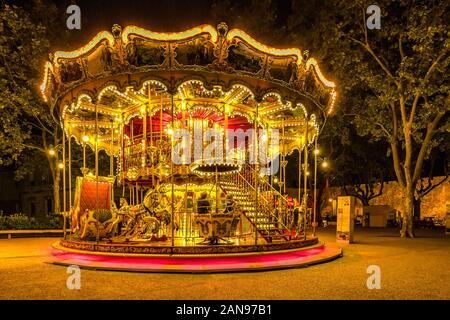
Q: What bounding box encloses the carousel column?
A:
[62,123,67,239]
[282,119,286,195]
[68,123,72,237]
[303,119,309,240]
[224,107,228,161]
[129,186,134,205]
[120,114,125,199]
[297,140,302,231]
[254,105,259,245]
[159,94,163,178]
[170,94,175,247]
[279,119,283,194]
[149,89,155,187]
[313,134,318,237]
[82,126,87,169]
[110,120,114,203]
[142,104,147,169]
[136,181,139,204]
[130,118,135,206]
[95,102,100,244]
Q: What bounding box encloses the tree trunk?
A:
[401,187,415,238]
[53,174,60,214]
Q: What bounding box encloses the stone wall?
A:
[322,177,449,219]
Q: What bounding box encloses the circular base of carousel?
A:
[49,237,342,273]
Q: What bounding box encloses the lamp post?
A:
[312,144,330,237]
[313,143,319,237]
[81,133,89,176]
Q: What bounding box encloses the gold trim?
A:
[122,24,218,44]
[53,239,322,258]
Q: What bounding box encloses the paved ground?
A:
[0,226,449,300]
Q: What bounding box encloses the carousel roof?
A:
[39,23,336,155]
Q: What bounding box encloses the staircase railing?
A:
[242,164,291,227]
[221,164,291,238]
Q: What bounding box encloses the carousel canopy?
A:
[40,23,336,155]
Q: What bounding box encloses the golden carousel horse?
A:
[115,185,179,241]
[78,201,122,240]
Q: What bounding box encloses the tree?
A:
[0,2,67,213]
[297,0,449,237]
[211,0,286,44]
[333,133,390,206]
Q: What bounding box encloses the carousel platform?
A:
[49,238,342,273]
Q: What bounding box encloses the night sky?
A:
[57,0,218,48]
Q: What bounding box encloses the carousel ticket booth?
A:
[41,23,342,271]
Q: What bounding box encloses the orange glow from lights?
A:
[227,29,303,62]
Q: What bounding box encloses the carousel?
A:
[41,23,342,272]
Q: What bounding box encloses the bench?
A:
[0,230,64,239]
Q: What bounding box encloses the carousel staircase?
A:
[220,165,291,243]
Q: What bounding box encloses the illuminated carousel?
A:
[42,23,342,272]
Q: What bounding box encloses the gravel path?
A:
[0,227,449,300]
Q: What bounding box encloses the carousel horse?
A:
[78,200,122,240]
[116,186,179,240]
[140,186,179,233]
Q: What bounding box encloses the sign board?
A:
[446,203,450,235]
[337,196,355,243]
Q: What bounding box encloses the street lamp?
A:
[58,162,64,169]
[48,148,55,156]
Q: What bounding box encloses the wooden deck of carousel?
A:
[49,236,342,273]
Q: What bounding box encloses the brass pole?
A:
[110,121,114,204]
[62,124,67,239]
[95,101,99,244]
[136,181,139,204]
[313,135,318,237]
[142,104,147,168]
[224,109,228,162]
[170,94,175,247]
[298,144,302,228]
[279,119,283,194]
[130,186,133,205]
[254,106,259,245]
[121,115,125,188]
[160,95,163,141]
[110,122,114,176]
[282,119,286,194]
[160,94,163,178]
[215,165,219,214]
[149,88,154,187]
[68,123,72,236]
[303,119,309,240]
[83,126,86,168]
